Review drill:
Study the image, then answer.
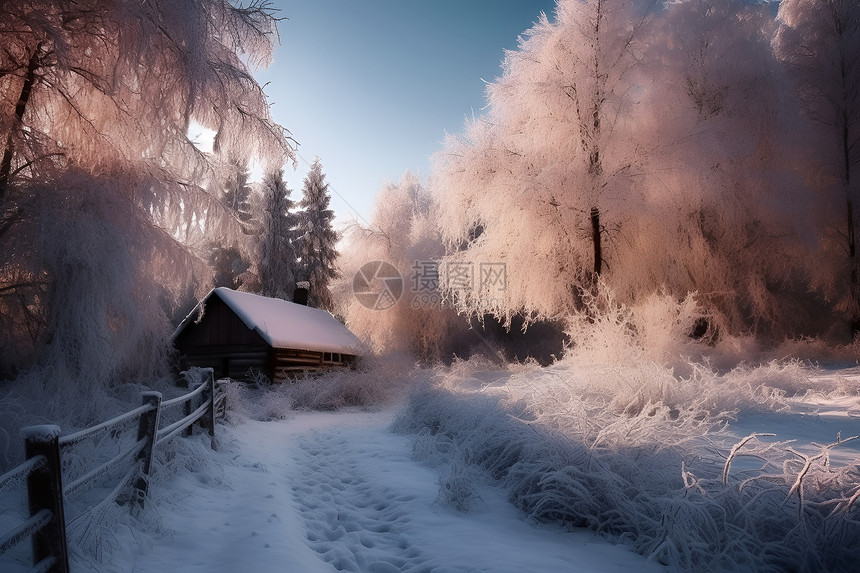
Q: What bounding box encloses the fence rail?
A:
[63,438,147,499]
[157,401,209,446]
[58,402,155,449]
[0,455,46,494]
[0,368,226,573]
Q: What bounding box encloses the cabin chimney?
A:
[293,281,309,306]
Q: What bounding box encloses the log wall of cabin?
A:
[270,350,357,380]
[174,295,270,379]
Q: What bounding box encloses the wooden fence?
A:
[0,369,227,573]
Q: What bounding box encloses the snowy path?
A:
[291,426,434,572]
[122,410,665,573]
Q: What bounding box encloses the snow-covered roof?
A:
[177,288,363,355]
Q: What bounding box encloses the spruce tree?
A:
[259,168,299,299]
[209,156,255,289]
[222,155,255,234]
[298,158,338,310]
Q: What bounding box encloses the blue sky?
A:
[254,1,556,225]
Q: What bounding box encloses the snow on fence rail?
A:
[0,368,227,573]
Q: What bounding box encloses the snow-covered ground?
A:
[3,359,860,572]
[112,409,665,573]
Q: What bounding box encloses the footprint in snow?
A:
[291,431,462,573]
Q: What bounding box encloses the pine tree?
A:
[259,169,299,299]
[209,157,255,290]
[298,158,338,310]
[222,155,255,234]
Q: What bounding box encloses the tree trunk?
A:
[845,119,859,336]
[591,206,602,277]
[0,42,44,203]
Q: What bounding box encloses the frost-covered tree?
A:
[775,0,860,335]
[0,0,291,202]
[633,0,814,336]
[337,172,466,358]
[0,0,293,415]
[433,0,656,324]
[431,0,829,339]
[258,168,299,299]
[298,158,338,310]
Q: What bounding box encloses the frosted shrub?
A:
[435,453,486,513]
[394,357,860,571]
[409,426,454,467]
[283,353,419,411]
[563,300,642,367]
[217,378,253,421]
[150,432,226,484]
[213,375,293,421]
[563,282,708,371]
[722,360,817,400]
[223,353,421,419]
[251,384,296,421]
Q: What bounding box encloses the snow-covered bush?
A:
[393,357,860,571]
[217,353,421,420]
[435,453,486,513]
[562,281,709,369]
[282,353,422,411]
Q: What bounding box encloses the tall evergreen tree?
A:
[208,157,255,289]
[222,155,255,234]
[259,168,299,299]
[298,158,338,310]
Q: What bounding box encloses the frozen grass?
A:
[62,431,224,568]
[392,354,860,572]
[389,293,860,571]
[222,353,422,420]
[0,366,185,472]
[0,366,223,572]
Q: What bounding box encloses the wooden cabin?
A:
[173,288,362,380]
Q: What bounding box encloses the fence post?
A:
[22,425,69,573]
[134,392,161,509]
[205,368,216,447]
[184,380,201,438]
